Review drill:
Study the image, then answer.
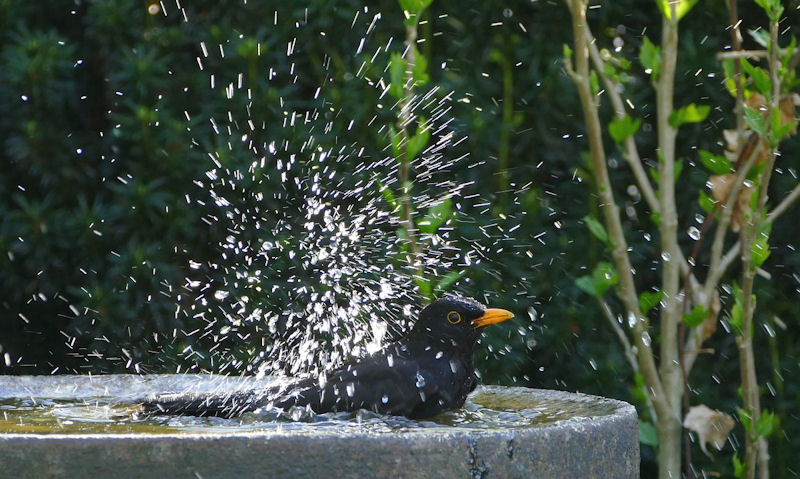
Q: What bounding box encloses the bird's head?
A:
[410,295,514,348]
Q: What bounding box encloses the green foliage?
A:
[770,107,797,145]
[406,118,431,162]
[668,103,710,128]
[751,221,772,268]
[417,198,453,234]
[744,105,767,136]
[398,0,433,25]
[756,409,777,438]
[389,52,406,99]
[412,46,429,87]
[698,150,733,175]
[576,262,618,298]
[742,60,772,99]
[639,420,659,447]
[733,453,745,478]
[682,305,708,328]
[754,0,784,21]
[656,0,699,21]
[583,215,610,246]
[638,290,664,315]
[639,36,661,82]
[608,115,641,143]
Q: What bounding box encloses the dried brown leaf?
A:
[683,404,735,456]
[709,174,752,231]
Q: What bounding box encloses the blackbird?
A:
[143,296,513,419]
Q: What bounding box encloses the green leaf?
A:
[639,36,661,82]
[733,453,745,479]
[698,190,715,213]
[608,115,641,143]
[755,410,777,438]
[576,262,618,297]
[638,290,664,315]
[742,62,771,99]
[682,305,708,328]
[406,118,431,161]
[649,166,659,183]
[433,270,465,295]
[722,59,739,97]
[398,0,433,24]
[649,210,661,227]
[378,181,399,213]
[751,221,772,267]
[576,275,599,297]
[744,106,767,136]
[589,70,600,96]
[398,0,433,14]
[668,103,710,128]
[737,408,752,432]
[748,28,770,49]
[674,159,684,182]
[417,197,452,234]
[770,107,797,143]
[583,215,609,245]
[592,262,618,296]
[699,150,733,175]
[389,125,402,160]
[562,43,573,61]
[782,36,797,70]
[754,0,783,20]
[411,45,429,87]
[656,0,699,20]
[415,276,433,299]
[639,421,659,447]
[389,52,406,99]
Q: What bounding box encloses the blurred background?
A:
[1,1,799,475]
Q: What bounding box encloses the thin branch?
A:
[586,35,659,212]
[716,50,768,60]
[564,0,667,421]
[767,181,800,221]
[597,297,658,422]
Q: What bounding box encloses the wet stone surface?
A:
[0,375,638,478]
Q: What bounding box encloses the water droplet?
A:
[661,251,671,262]
[214,290,229,300]
[695,213,705,224]
[502,8,513,17]
[642,332,651,347]
[415,372,426,388]
[627,312,637,328]
[687,226,701,241]
[381,394,389,404]
[386,355,394,368]
[435,351,443,360]
[346,382,355,398]
[643,233,652,242]
[449,360,459,373]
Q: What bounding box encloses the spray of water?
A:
[159,2,475,379]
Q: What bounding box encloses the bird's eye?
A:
[446,311,462,324]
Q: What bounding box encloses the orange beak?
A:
[472,308,514,328]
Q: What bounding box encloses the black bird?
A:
[143,296,513,419]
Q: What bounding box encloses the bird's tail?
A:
[142,389,268,418]
[141,379,317,418]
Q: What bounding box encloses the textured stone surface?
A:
[0,377,638,478]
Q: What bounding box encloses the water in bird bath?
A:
[0,375,619,435]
